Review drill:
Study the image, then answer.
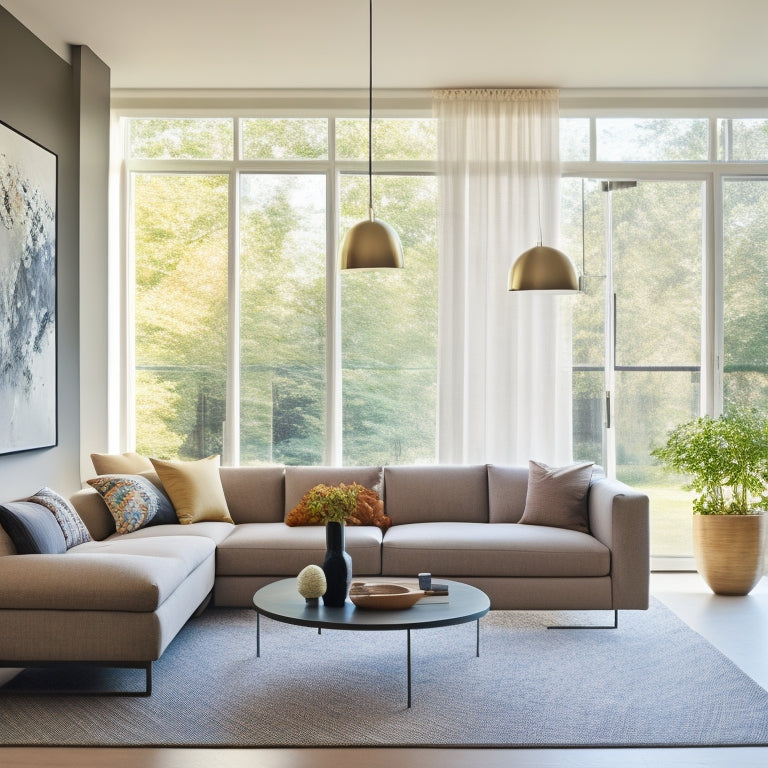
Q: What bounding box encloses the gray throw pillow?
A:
[519,460,594,533]
[0,501,67,554]
[28,487,92,549]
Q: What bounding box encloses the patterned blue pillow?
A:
[87,474,177,534]
[28,487,92,549]
[0,501,67,554]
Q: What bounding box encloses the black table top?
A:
[252,578,490,632]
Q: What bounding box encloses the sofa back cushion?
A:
[284,466,383,517]
[70,488,117,541]
[487,464,530,523]
[383,465,489,525]
[220,466,286,523]
[0,524,16,556]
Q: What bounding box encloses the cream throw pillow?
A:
[150,455,233,525]
[91,451,154,476]
[519,460,594,533]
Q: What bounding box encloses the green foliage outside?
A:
[133,172,228,460]
[132,117,437,467]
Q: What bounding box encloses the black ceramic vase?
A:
[322,521,352,607]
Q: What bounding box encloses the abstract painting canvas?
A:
[0,121,57,454]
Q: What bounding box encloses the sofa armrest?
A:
[588,477,649,610]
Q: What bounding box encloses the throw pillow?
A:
[0,501,67,554]
[90,451,154,476]
[27,488,92,548]
[518,460,595,533]
[150,455,234,525]
[87,475,177,534]
[286,483,391,532]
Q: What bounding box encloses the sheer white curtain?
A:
[434,88,573,466]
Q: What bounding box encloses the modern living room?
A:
[2,0,768,766]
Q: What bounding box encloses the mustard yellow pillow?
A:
[149,456,233,525]
[91,451,154,475]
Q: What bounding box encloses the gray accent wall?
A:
[0,6,110,499]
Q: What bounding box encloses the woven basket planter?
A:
[692,513,766,596]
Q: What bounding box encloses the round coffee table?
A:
[252,578,490,707]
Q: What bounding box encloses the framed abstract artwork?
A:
[0,120,57,454]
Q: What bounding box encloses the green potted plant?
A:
[652,408,768,595]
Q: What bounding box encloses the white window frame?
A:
[111,90,435,465]
[110,87,768,466]
[560,88,768,569]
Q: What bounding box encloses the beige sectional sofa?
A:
[0,462,649,694]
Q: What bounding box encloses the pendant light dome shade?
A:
[508,244,580,294]
[339,0,403,270]
[340,214,404,269]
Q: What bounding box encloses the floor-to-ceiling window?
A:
[118,94,768,566]
[122,108,438,467]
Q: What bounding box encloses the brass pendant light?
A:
[508,168,579,293]
[339,0,404,270]
[508,243,580,293]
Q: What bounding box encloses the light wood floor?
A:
[2,573,767,768]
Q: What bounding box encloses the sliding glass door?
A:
[563,178,705,562]
[723,177,768,413]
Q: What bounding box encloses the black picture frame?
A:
[0,120,58,455]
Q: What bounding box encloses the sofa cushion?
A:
[90,451,154,475]
[284,466,382,516]
[0,524,16,556]
[28,487,91,548]
[487,464,529,523]
[220,466,285,524]
[382,522,610,578]
[519,460,594,533]
[0,535,216,612]
[87,474,177,533]
[110,520,236,546]
[216,522,383,577]
[151,455,234,525]
[383,465,489,525]
[0,501,67,554]
[69,488,120,541]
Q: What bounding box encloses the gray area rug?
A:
[2,598,768,747]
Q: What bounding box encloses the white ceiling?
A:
[4,0,768,91]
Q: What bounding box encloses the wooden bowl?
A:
[349,582,422,610]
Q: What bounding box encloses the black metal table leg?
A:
[407,628,412,708]
[256,611,260,658]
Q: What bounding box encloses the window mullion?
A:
[711,172,724,417]
[224,168,240,466]
[326,118,342,465]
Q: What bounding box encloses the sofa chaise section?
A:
[0,535,215,694]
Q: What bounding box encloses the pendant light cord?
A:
[536,169,543,246]
[368,0,374,217]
